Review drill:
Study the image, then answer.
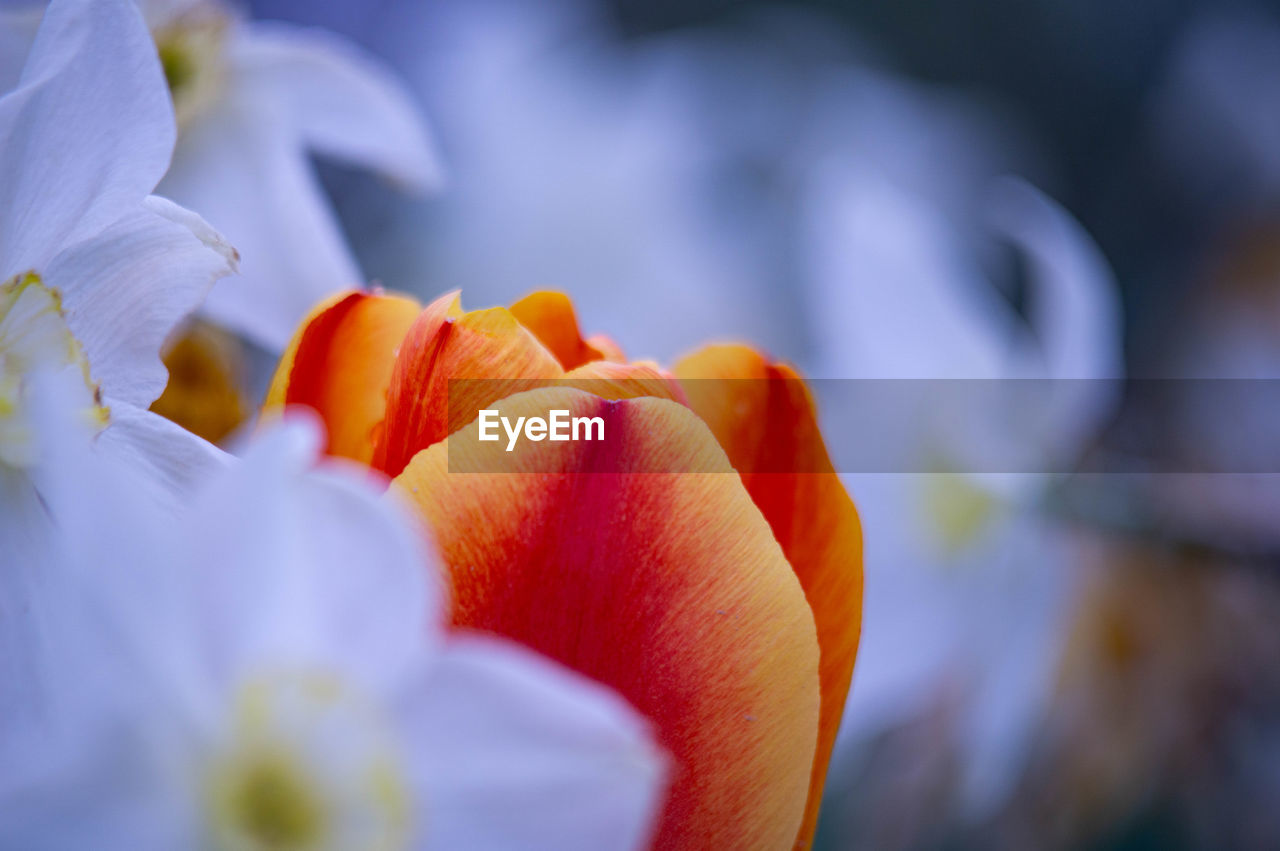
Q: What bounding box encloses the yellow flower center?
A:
[150,321,248,445]
[205,673,411,851]
[922,473,997,554]
[215,747,327,850]
[0,271,106,468]
[152,2,230,129]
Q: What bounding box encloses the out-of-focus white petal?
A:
[0,3,41,93]
[0,462,54,728]
[93,404,229,510]
[134,0,206,29]
[46,196,236,409]
[0,0,174,276]
[384,0,782,363]
[231,22,441,190]
[803,160,1011,380]
[160,90,361,350]
[179,414,442,694]
[987,178,1123,382]
[398,635,666,851]
[986,177,1124,464]
[0,369,192,736]
[1151,11,1280,202]
[839,470,1077,815]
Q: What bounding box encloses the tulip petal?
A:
[674,345,863,848]
[509,291,624,369]
[392,388,821,850]
[558,360,686,405]
[263,290,353,411]
[266,290,422,463]
[374,295,561,476]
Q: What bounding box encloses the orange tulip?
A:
[265,289,863,850]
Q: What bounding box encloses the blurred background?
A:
[225,0,1280,847]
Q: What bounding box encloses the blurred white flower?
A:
[1151,10,1280,210]
[364,0,785,363]
[0,0,236,507]
[798,69,1124,813]
[0,411,667,850]
[138,0,441,351]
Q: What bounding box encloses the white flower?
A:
[798,69,1124,812]
[1151,10,1280,207]
[367,0,781,363]
[0,0,237,504]
[0,410,667,850]
[134,0,442,351]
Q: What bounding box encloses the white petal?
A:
[0,463,55,729]
[159,90,362,350]
[802,160,1011,379]
[180,414,444,692]
[93,402,230,509]
[2,369,194,730]
[0,375,208,847]
[398,635,667,851]
[0,0,174,276]
[230,22,441,190]
[985,177,1123,382]
[49,196,237,409]
[0,3,41,94]
[984,178,1124,463]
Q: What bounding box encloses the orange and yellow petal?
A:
[373,293,563,476]
[558,359,687,405]
[509,291,625,369]
[391,388,821,850]
[674,344,863,848]
[263,290,355,412]
[264,289,422,463]
[150,321,248,445]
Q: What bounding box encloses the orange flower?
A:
[265,289,863,850]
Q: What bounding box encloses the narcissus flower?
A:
[0,411,667,850]
[2,0,442,351]
[800,74,1124,811]
[142,0,441,350]
[0,0,236,508]
[265,288,863,849]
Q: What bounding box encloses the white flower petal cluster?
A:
[1,409,666,851]
[142,0,442,351]
[0,0,236,511]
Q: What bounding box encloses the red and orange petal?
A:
[509,291,626,369]
[372,293,563,477]
[391,388,821,851]
[264,289,421,464]
[674,344,863,849]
